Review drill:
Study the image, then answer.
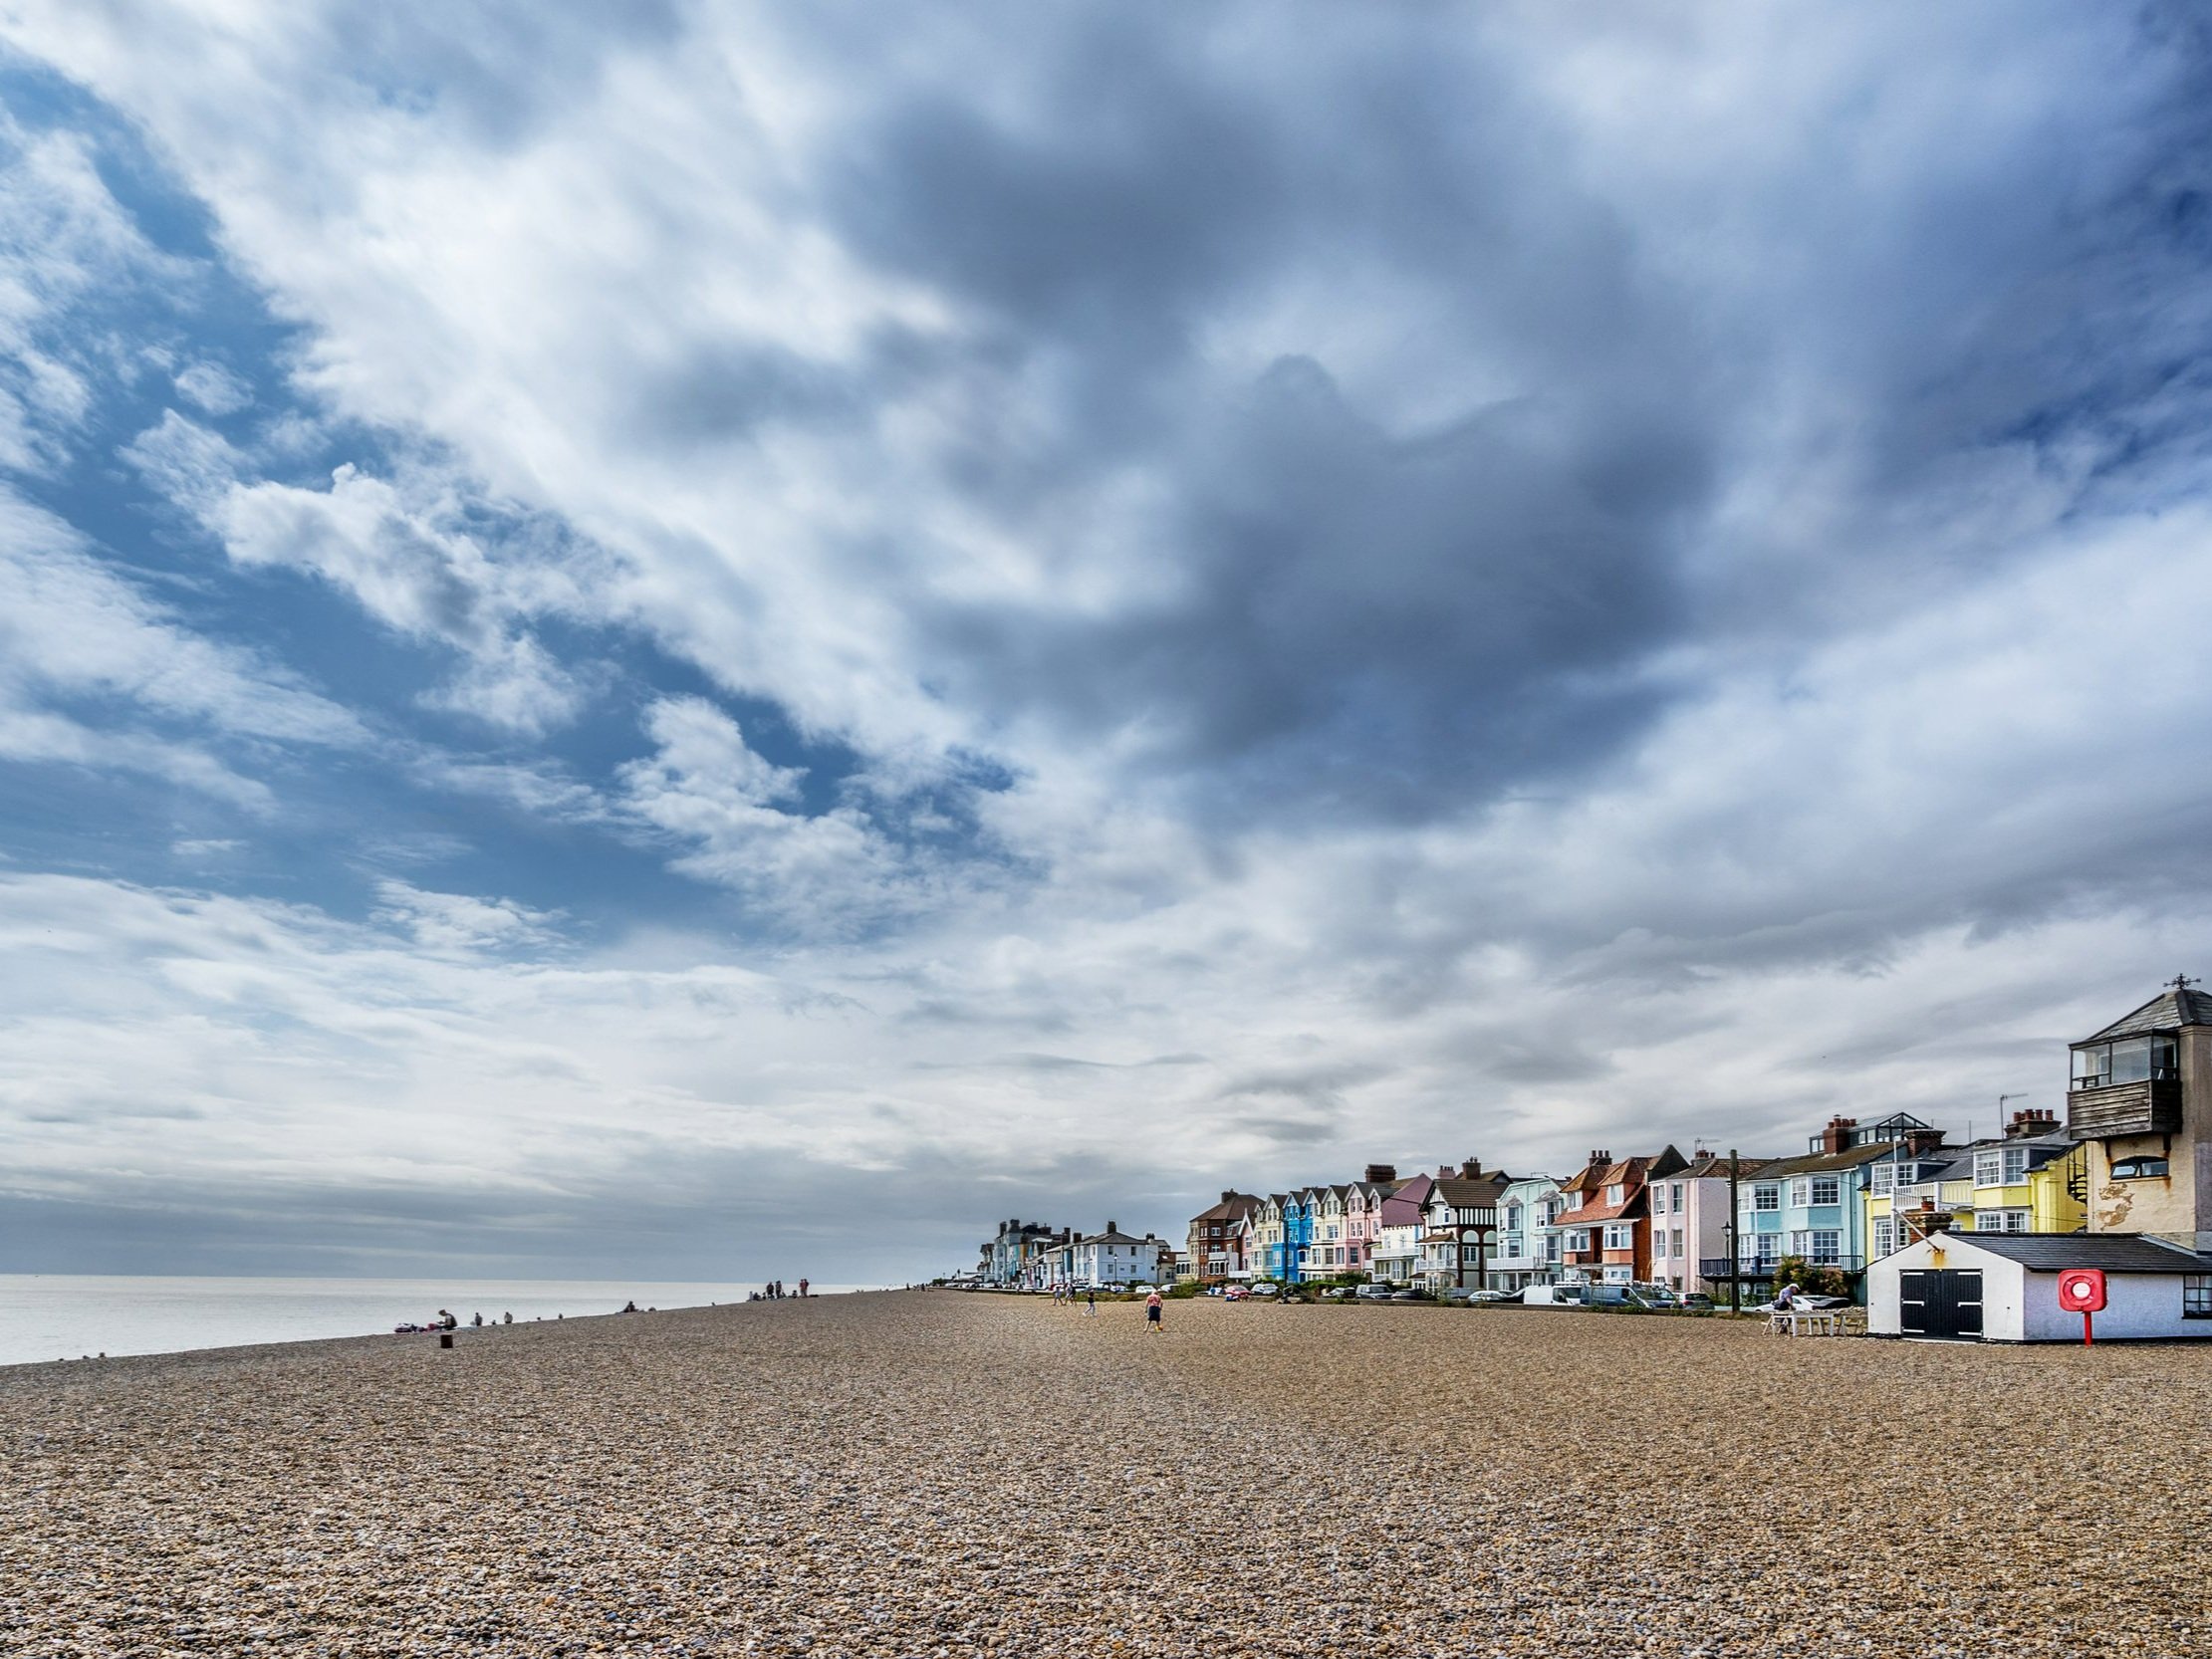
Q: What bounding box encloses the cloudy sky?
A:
[2,4,2209,1282]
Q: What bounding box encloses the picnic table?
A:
[1768,1306,1853,1336]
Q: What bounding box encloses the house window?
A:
[1651,1188,1667,1215]
[1604,1183,1624,1204]
[1807,1176,1840,1206]
[1809,1231,1842,1265]
[1672,1229,1684,1257]
[1974,1148,2030,1188]
[1871,1163,1894,1195]
[1653,1231,1667,1259]
[2111,1156,2170,1180]
[1974,1209,2030,1234]
[1670,1183,1684,1209]
[2075,1035,2180,1089]
[1873,1219,1894,1257]
[1545,1235,1561,1263]
[1752,1184,1780,1213]
[1603,1224,1632,1250]
[2186,1277,2212,1319]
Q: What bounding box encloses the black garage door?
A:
[1898,1269,1983,1340]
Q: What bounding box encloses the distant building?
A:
[982,1219,1062,1288]
[1553,1147,1687,1287]
[1489,1174,1566,1292]
[1186,1191,1261,1284]
[1071,1222,1167,1288]
[1416,1161,1511,1290]
[1368,1172,1435,1285]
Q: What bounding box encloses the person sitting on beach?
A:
[436,1309,457,1330]
[622,1300,639,1313]
[1145,1289,1164,1334]
[502,1311,513,1324]
[471,1312,483,1327]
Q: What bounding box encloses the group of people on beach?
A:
[748,1279,808,1302]
[392,1308,515,1334]
[1049,1284,1167,1332]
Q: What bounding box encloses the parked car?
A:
[1468,1289,1518,1304]
[1387,1291,1420,1302]
[1354,1284,1397,1302]
[1222,1286,1250,1302]
[1248,1284,1280,1297]
[1522,1285,1588,1307]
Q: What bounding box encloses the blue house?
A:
[1736,1114,1949,1303]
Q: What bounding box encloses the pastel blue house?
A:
[1736,1114,1948,1303]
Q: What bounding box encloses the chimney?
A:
[1221,1190,1237,1204]
[1461,1158,1483,1178]
[1363,1163,1397,1184]
[1438,1164,1454,1178]
[1106,1219,1117,1234]
[2007,1109,2058,1139]
[1821,1116,1857,1155]
[1904,1127,1946,1155]
[1590,1150,1610,1168]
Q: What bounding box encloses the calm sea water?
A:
[0,1276,874,1368]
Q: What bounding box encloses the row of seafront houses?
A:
[976,981,2212,1341]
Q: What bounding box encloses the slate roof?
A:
[1757,1144,1909,1178]
[1432,1174,1511,1211]
[1938,1233,2208,1274]
[2082,986,2212,1043]
[1189,1192,1261,1226]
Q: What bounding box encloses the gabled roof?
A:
[1932,1233,2206,1274]
[2081,985,2212,1043]
[1377,1172,1435,1226]
[1431,1173,1511,1211]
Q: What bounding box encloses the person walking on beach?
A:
[1145,1288,1164,1335]
[1085,1289,1097,1317]
[798,1278,808,1299]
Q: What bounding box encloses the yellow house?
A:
[1865,1112,2086,1259]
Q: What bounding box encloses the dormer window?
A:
[2073,1034,2180,1089]
[2111,1156,2170,1180]
[1604,1183,1624,1204]
[1973,1148,2029,1188]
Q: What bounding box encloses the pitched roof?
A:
[1432,1174,1511,1210]
[1756,1144,1902,1177]
[1670,1154,1782,1180]
[1189,1192,1261,1225]
[2082,985,2212,1042]
[1934,1233,2207,1274]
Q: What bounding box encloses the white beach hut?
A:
[1867,1231,2212,1342]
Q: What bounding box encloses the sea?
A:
[0,1275,875,1368]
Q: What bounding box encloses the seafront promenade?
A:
[5,1292,2206,1657]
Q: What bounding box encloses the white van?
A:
[1521,1285,1587,1307]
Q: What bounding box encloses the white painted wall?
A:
[1870,1233,2212,1340]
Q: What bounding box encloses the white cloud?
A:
[0,485,364,802]
[172,359,250,414]
[372,879,563,955]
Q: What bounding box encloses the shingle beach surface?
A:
[5,1292,2209,1657]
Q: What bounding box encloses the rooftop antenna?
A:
[2169,973,2202,994]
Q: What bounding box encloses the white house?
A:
[1490,1175,1564,1291]
[1867,1231,2212,1342]
[1070,1223,1167,1288]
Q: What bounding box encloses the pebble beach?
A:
[6,1292,2208,1657]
